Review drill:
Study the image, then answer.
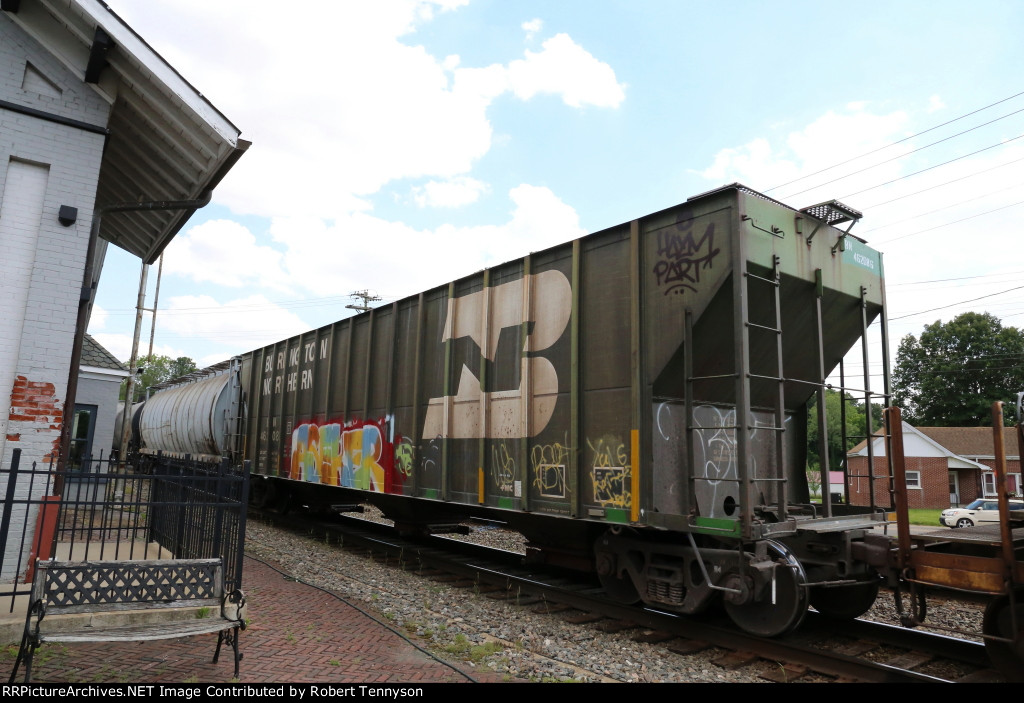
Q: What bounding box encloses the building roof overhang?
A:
[3,0,248,263]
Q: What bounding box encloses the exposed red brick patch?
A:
[5,434,20,441]
[8,376,64,446]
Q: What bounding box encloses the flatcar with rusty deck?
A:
[861,402,1024,680]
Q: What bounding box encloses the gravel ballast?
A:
[245,516,987,683]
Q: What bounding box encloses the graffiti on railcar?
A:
[289,417,405,493]
[533,463,566,499]
[690,405,777,519]
[490,441,517,494]
[530,436,570,499]
[420,435,442,477]
[588,435,631,508]
[394,437,415,479]
[652,213,721,297]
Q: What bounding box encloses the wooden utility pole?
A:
[346,290,381,313]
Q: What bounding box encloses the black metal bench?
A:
[9,558,245,683]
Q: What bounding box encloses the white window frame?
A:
[905,470,921,489]
[983,472,996,496]
[982,472,1022,497]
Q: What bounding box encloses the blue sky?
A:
[90,0,1024,388]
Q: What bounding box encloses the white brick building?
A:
[0,0,247,575]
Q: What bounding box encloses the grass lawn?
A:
[907,508,942,526]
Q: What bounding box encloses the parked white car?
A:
[940,499,1024,528]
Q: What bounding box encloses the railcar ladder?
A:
[684,253,789,536]
[741,254,789,523]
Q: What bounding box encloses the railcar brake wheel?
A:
[723,540,808,638]
[810,579,880,620]
[983,589,1024,682]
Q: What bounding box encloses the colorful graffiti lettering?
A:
[394,438,415,479]
[289,418,404,494]
[587,435,631,508]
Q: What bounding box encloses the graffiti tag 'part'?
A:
[652,218,720,296]
[422,271,571,440]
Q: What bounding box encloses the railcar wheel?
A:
[810,579,879,620]
[594,529,641,604]
[983,589,1024,682]
[723,540,808,638]
[598,570,641,604]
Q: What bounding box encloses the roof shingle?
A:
[81,334,127,372]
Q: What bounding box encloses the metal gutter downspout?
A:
[58,191,214,491]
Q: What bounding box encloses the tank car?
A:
[229,183,895,637]
[135,361,242,462]
[112,400,145,460]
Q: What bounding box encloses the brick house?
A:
[1,0,246,576]
[846,422,1022,509]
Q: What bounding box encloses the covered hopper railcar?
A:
[229,183,894,637]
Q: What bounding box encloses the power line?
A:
[838,133,1024,200]
[889,285,1024,320]
[860,154,1024,210]
[876,198,1024,244]
[890,270,1024,287]
[779,107,1024,200]
[859,183,1024,234]
[763,89,1024,193]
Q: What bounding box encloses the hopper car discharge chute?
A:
[200,183,895,638]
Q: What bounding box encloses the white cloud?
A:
[413,177,489,207]
[89,304,108,330]
[522,18,543,40]
[699,104,911,204]
[267,184,585,299]
[927,95,946,113]
[162,219,291,292]
[507,33,626,109]
[89,333,185,365]
[701,105,1024,361]
[108,1,625,221]
[159,294,313,352]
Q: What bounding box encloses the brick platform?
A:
[10,555,501,684]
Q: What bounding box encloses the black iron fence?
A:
[0,449,249,614]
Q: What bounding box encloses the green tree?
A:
[892,312,1024,426]
[120,354,197,402]
[806,389,883,475]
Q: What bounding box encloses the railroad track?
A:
[247,508,1003,683]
